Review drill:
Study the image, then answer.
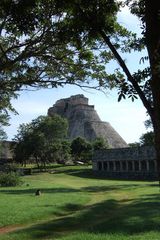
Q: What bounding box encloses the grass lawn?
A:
[0,165,159,240]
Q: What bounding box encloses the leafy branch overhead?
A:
[1,0,160,181]
[0,0,150,113]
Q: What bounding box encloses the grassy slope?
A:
[0,165,159,240]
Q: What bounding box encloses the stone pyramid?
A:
[48,94,128,148]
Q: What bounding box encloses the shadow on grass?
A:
[0,182,153,195]
[51,167,95,178]
[0,187,79,195]
[50,167,159,183]
[7,193,160,239]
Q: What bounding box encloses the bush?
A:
[0,172,22,187]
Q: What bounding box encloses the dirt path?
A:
[0,224,27,235]
[0,193,116,236]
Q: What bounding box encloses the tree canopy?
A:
[0,112,10,140]
[92,137,110,150]
[13,114,69,166]
[1,0,160,179]
[71,136,92,163]
[139,131,154,146]
[0,0,131,113]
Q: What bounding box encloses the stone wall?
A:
[92,146,158,180]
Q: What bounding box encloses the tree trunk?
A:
[145,0,160,182]
[150,82,160,182]
[153,125,160,182]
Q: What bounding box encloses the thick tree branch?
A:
[99,29,154,117]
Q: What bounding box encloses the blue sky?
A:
[4,5,149,144]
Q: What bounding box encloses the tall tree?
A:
[0,0,114,113]
[50,0,160,181]
[71,137,92,163]
[92,137,110,150]
[0,112,10,150]
[13,115,69,167]
[125,0,160,181]
[0,113,8,140]
[139,131,154,146]
[1,0,160,180]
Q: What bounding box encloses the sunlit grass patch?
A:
[0,165,159,240]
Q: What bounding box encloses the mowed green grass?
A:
[0,165,159,240]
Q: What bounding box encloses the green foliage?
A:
[1,0,160,175]
[0,128,7,141]
[0,1,156,147]
[139,131,155,146]
[129,131,155,147]
[144,118,153,130]
[0,172,22,187]
[0,1,158,119]
[43,140,71,164]
[71,137,92,163]
[128,142,140,148]
[92,137,110,150]
[0,0,131,114]
[0,111,10,142]
[57,140,72,164]
[13,115,69,167]
[71,137,110,163]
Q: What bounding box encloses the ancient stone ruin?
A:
[92,146,158,180]
[48,94,128,148]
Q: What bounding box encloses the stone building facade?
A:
[92,146,158,180]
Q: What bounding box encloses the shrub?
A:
[0,172,23,187]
